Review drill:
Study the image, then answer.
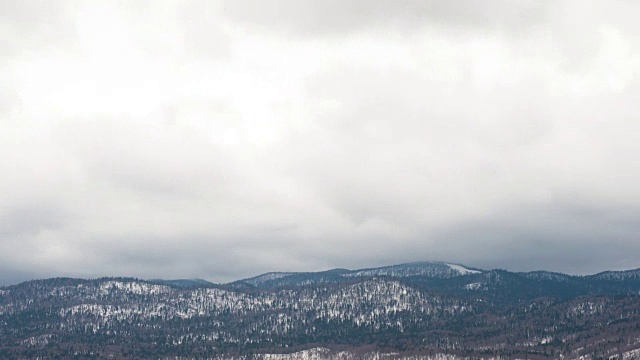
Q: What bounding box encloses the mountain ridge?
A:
[225,261,640,290]
[4,261,640,358]
[5,260,640,289]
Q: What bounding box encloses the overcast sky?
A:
[1,0,638,285]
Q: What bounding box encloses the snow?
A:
[346,262,481,279]
[540,336,553,344]
[21,334,52,346]
[99,281,171,295]
[464,282,482,290]
[567,301,604,317]
[623,348,640,359]
[447,264,481,275]
[256,347,473,359]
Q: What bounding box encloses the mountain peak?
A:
[231,261,485,288]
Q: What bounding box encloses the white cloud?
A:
[0,1,638,283]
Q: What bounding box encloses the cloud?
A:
[222,0,547,36]
[426,199,640,274]
[0,0,78,57]
[0,1,638,285]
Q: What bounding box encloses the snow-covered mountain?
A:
[345,261,481,278]
[4,262,640,359]
[233,261,483,288]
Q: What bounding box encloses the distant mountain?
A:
[240,272,297,286]
[231,261,483,288]
[519,270,574,282]
[587,268,640,281]
[344,261,482,278]
[3,262,640,359]
[149,278,215,288]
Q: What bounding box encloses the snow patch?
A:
[447,264,480,275]
[623,348,640,359]
[257,347,467,359]
[21,334,52,346]
[464,282,482,290]
[99,281,170,296]
[540,336,553,344]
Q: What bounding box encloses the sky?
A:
[0,0,639,285]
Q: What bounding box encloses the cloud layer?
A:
[1,1,639,284]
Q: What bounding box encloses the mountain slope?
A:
[4,262,640,358]
[232,261,484,288]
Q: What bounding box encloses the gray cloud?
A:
[428,200,640,274]
[0,1,638,285]
[0,204,66,238]
[222,0,547,35]
[0,1,78,56]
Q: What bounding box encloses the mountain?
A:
[149,278,216,288]
[3,262,640,359]
[230,261,483,288]
[240,272,297,286]
[587,268,640,281]
[344,261,482,278]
